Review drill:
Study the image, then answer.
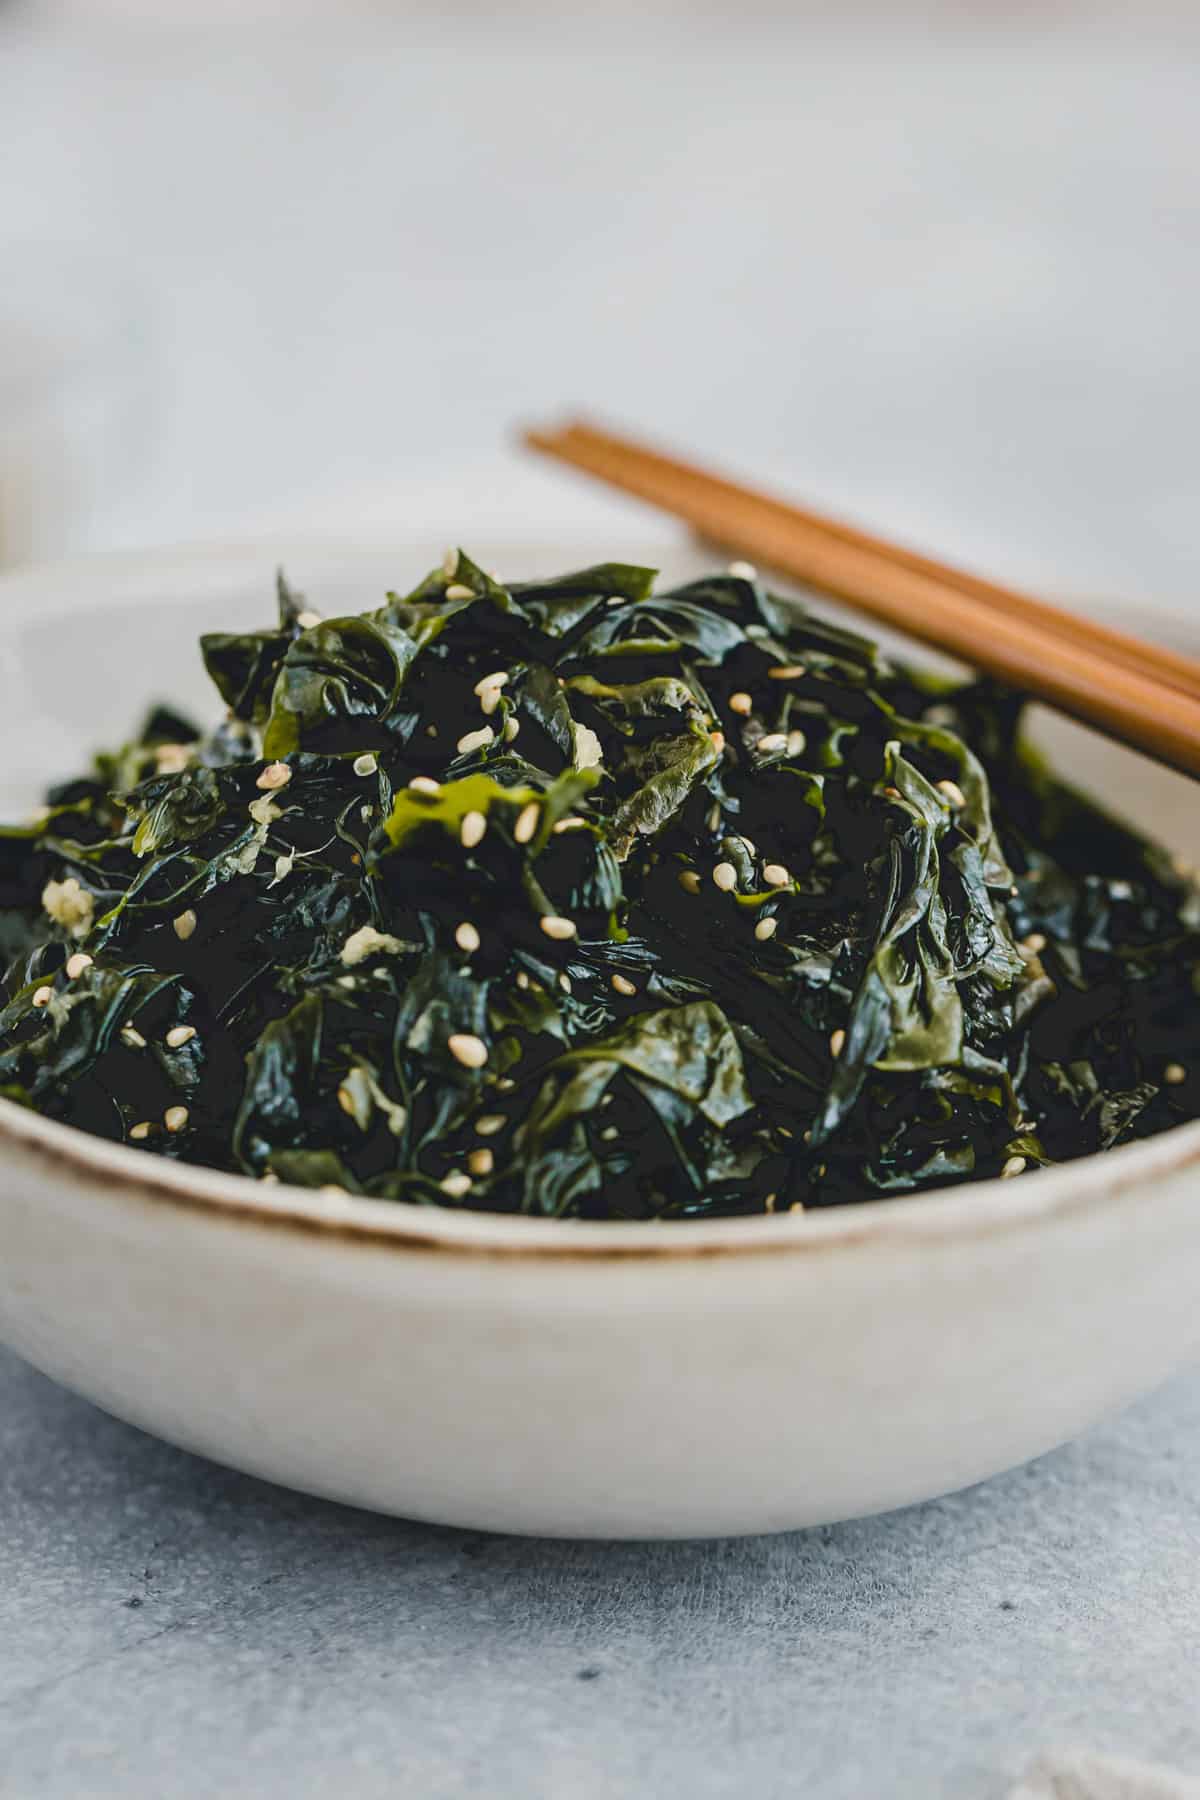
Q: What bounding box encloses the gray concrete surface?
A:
[3,1345,1200,1799]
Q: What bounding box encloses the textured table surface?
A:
[3,1347,1200,1799]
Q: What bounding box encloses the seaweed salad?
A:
[1,553,1198,1219]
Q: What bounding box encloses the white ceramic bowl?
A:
[1,538,1198,1539]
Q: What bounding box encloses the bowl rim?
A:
[3,533,1197,1265]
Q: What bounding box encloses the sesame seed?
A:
[678,870,702,895]
[353,752,378,777]
[882,785,902,800]
[728,560,758,580]
[468,1148,494,1177]
[164,1105,190,1134]
[296,609,322,629]
[65,952,93,979]
[515,971,530,989]
[768,665,807,680]
[728,692,753,716]
[1110,879,1134,900]
[829,1028,847,1058]
[755,917,778,941]
[559,973,572,995]
[553,816,587,834]
[32,985,53,1007]
[937,779,967,809]
[756,733,788,754]
[256,761,292,791]
[455,921,481,953]
[475,1114,507,1136]
[442,547,459,578]
[448,1033,488,1069]
[426,725,439,737]
[173,907,197,942]
[712,862,737,892]
[473,670,509,697]
[503,715,521,743]
[460,811,488,848]
[409,776,441,796]
[600,1125,619,1141]
[129,1121,153,1141]
[787,729,807,756]
[611,974,637,996]
[121,1026,147,1048]
[165,1025,197,1048]
[514,802,540,843]
[456,726,495,757]
[446,583,475,601]
[1165,1062,1188,1085]
[707,803,722,834]
[1021,933,1047,956]
[763,863,790,888]
[709,731,726,754]
[540,915,577,941]
[1001,1155,1027,1179]
[440,1172,472,1198]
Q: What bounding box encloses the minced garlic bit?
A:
[447,1032,488,1069]
[829,1028,847,1058]
[455,921,481,953]
[611,973,637,996]
[41,876,94,940]
[1165,1062,1188,1086]
[456,726,495,757]
[754,917,778,942]
[1001,1154,1027,1178]
[64,952,94,979]
[540,914,577,941]
[164,1105,190,1133]
[755,733,788,754]
[256,761,292,792]
[937,779,967,809]
[440,1171,473,1198]
[32,985,53,1008]
[248,794,282,827]
[129,1121,153,1142]
[712,862,737,892]
[763,863,790,888]
[573,724,603,770]
[165,1025,197,1048]
[678,870,702,895]
[340,925,403,967]
[728,691,753,716]
[460,810,488,848]
[513,802,540,844]
[352,752,378,778]
[467,1148,494,1177]
[173,908,198,941]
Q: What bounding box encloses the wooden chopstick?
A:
[523,417,1200,778]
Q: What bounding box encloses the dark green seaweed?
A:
[2,555,1198,1218]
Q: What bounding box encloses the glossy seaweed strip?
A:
[1,556,1198,1218]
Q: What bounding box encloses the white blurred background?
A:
[1,0,1198,606]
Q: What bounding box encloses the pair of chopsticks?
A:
[523,418,1200,778]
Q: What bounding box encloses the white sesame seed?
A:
[256,761,292,791]
[755,917,778,942]
[514,802,541,844]
[1110,879,1134,900]
[678,870,702,895]
[600,1125,620,1141]
[475,1114,507,1136]
[756,733,788,754]
[165,1025,197,1049]
[455,921,481,953]
[440,1172,473,1198]
[473,670,509,698]
[709,731,726,754]
[121,1025,147,1049]
[712,862,737,892]
[611,974,637,996]
[768,665,807,680]
[408,776,441,796]
[787,730,807,756]
[296,609,322,629]
[540,915,577,940]
[553,816,587,834]
[448,1032,488,1069]
[1001,1155,1027,1179]
[728,692,753,716]
[32,985,53,1008]
[446,583,475,601]
[468,1148,494,1177]
[728,560,758,580]
[129,1121,153,1141]
[829,1028,847,1058]
[763,863,790,888]
[353,752,378,777]
[937,779,967,809]
[65,952,93,979]
[515,971,530,989]
[503,715,521,742]
[1021,933,1047,956]
[460,810,488,848]
[456,726,495,757]
[442,547,459,578]
[559,972,573,994]
[1165,1062,1188,1085]
[164,1105,190,1134]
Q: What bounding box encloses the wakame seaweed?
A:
[1,553,1198,1218]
